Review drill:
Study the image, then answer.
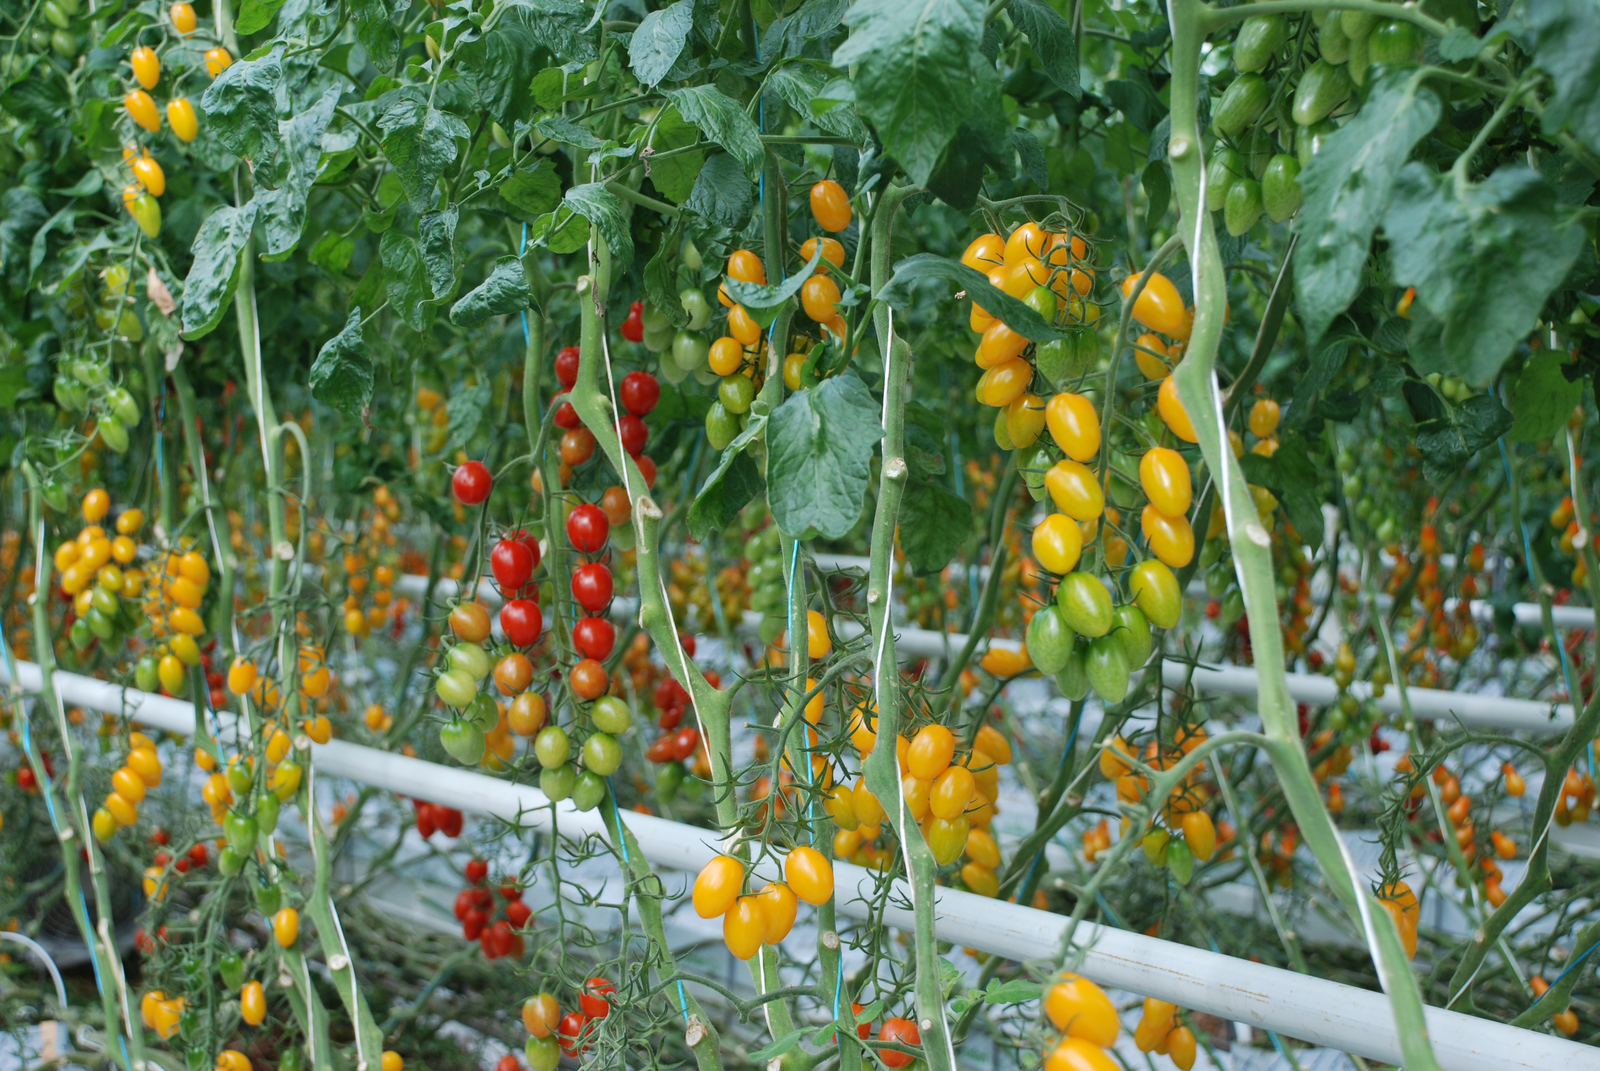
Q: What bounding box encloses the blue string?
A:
[832,966,843,1026]
[519,222,531,346]
[606,777,630,863]
[1541,935,1600,997]
[676,979,690,1024]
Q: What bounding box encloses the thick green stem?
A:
[1164,4,1439,1066]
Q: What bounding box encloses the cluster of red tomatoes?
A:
[644,637,700,765]
[452,858,531,959]
[521,978,614,1069]
[551,347,661,488]
[412,798,466,839]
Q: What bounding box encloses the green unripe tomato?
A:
[217,846,245,876]
[1262,155,1303,222]
[1085,634,1130,703]
[1232,14,1288,72]
[1205,148,1246,212]
[540,762,576,801]
[439,718,486,765]
[571,770,606,811]
[225,811,259,856]
[435,668,478,708]
[98,415,130,455]
[87,607,115,641]
[671,329,709,371]
[526,1036,561,1071]
[107,387,141,427]
[448,642,491,680]
[1024,285,1058,324]
[136,655,160,692]
[255,792,280,835]
[466,692,500,731]
[705,402,740,450]
[1110,604,1152,668]
[1025,605,1075,674]
[718,373,756,415]
[1166,838,1195,884]
[1224,177,1264,237]
[582,732,622,776]
[680,288,711,330]
[1056,572,1113,637]
[592,695,632,734]
[680,238,702,272]
[1292,61,1352,126]
[534,725,570,768]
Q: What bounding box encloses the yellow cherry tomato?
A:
[125,90,161,132]
[723,895,764,960]
[809,179,851,232]
[204,47,233,76]
[1044,974,1120,1046]
[693,855,744,918]
[1139,447,1191,518]
[157,654,186,692]
[929,765,975,820]
[905,723,954,780]
[106,791,139,827]
[1003,258,1048,298]
[783,351,805,390]
[1005,393,1045,449]
[1134,333,1171,381]
[961,860,999,897]
[1031,513,1083,575]
[977,358,1031,408]
[170,3,197,32]
[240,980,266,1025]
[1249,397,1281,438]
[801,274,840,322]
[1120,271,1185,336]
[1045,460,1104,522]
[1157,376,1198,443]
[805,609,830,659]
[1045,392,1099,461]
[708,336,743,376]
[961,233,1004,271]
[83,487,110,522]
[976,320,1029,369]
[727,304,761,346]
[130,47,161,90]
[1004,222,1049,267]
[799,236,845,272]
[966,826,1002,869]
[169,606,204,636]
[116,507,145,535]
[757,881,798,943]
[133,155,166,197]
[727,249,765,284]
[272,907,299,947]
[167,98,199,142]
[1045,1037,1120,1071]
[1141,505,1195,568]
[784,845,833,904]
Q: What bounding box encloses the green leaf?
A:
[766,375,883,539]
[662,85,764,179]
[308,231,355,274]
[0,364,29,409]
[982,978,1044,1004]
[648,106,704,203]
[1384,164,1582,385]
[1508,351,1582,444]
[180,203,258,340]
[1512,0,1600,156]
[536,115,611,150]
[379,89,471,213]
[1010,0,1080,98]
[762,63,868,142]
[450,256,532,327]
[563,183,634,263]
[200,45,283,164]
[926,66,1012,210]
[644,220,689,329]
[255,86,341,260]
[500,162,563,218]
[899,477,971,575]
[688,153,755,230]
[1290,69,1440,343]
[418,207,458,299]
[833,0,984,184]
[235,0,288,34]
[688,447,766,541]
[1013,129,1049,192]
[1239,432,1325,545]
[879,254,1066,342]
[498,0,598,63]
[629,0,695,87]
[747,1029,806,1066]
[1436,25,1480,62]
[353,0,412,73]
[723,244,824,311]
[445,382,493,454]
[760,0,849,67]
[380,231,433,333]
[1413,393,1514,482]
[473,18,545,125]
[309,308,374,419]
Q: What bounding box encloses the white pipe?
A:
[4,663,1591,1071]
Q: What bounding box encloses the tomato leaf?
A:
[1510,0,1600,157]
[499,162,563,219]
[747,1029,806,1065]
[629,0,695,87]
[1412,394,1514,483]
[235,0,288,35]
[1009,0,1080,98]
[1290,69,1440,344]
[766,374,883,539]
[379,89,471,213]
[833,0,984,185]
[1508,351,1582,444]
[450,256,531,327]
[562,183,634,264]
[898,476,971,575]
[762,63,867,143]
[685,153,753,230]
[982,978,1043,1004]
[200,45,284,166]
[879,254,1067,342]
[255,86,341,260]
[418,207,459,299]
[498,0,598,63]
[648,106,705,203]
[926,66,1012,210]
[1384,164,1583,386]
[445,383,493,454]
[643,220,690,329]
[353,0,413,73]
[662,85,765,180]
[309,308,374,419]
[180,203,258,340]
[688,442,766,542]
[380,232,435,333]
[1239,432,1326,546]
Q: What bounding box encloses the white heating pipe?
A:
[393,576,1576,734]
[4,663,1591,1071]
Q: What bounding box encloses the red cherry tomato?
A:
[462,908,488,941]
[496,1055,520,1071]
[506,899,532,928]
[571,563,613,613]
[621,300,644,343]
[850,1002,872,1040]
[566,504,610,553]
[658,707,682,730]
[452,461,492,505]
[580,977,614,1020]
[634,454,657,488]
[646,735,674,763]
[572,615,616,661]
[555,346,580,390]
[878,1018,921,1069]
[18,767,36,791]
[491,539,534,593]
[680,633,697,658]
[500,599,544,648]
[453,889,474,920]
[654,678,688,712]
[554,399,580,430]
[436,807,463,838]
[670,726,700,761]
[415,801,438,838]
[188,843,208,866]
[557,1012,587,1056]
[617,414,648,456]
[620,371,660,416]
[465,858,488,883]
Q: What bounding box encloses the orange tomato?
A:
[809,180,851,232]
[800,235,846,272]
[1043,974,1119,1046]
[906,724,955,780]
[1004,222,1050,266]
[727,249,765,284]
[977,358,1032,408]
[693,855,744,918]
[976,320,1029,368]
[961,233,1005,272]
[1121,271,1184,336]
[784,845,833,904]
[801,274,841,322]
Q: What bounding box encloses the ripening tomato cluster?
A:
[525,977,611,1064]
[191,733,290,877]
[57,491,151,658]
[692,845,832,960]
[139,988,186,1040]
[551,349,661,487]
[1040,974,1128,1071]
[643,634,702,772]
[412,798,466,839]
[1099,729,1223,887]
[119,6,231,216]
[435,600,519,768]
[339,486,405,639]
[452,858,531,958]
[92,730,164,845]
[1133,997,1199,1070]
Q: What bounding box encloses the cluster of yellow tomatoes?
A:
[138,988,185,1039]
[92,730,163,843]
[118,6,236,235]
[692,845,833,960]
[56,490,147,651]
[338,501,402,640]
[828,718,1014,898]
[1103,730,1221,884]
[1040,974,1198,1071]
